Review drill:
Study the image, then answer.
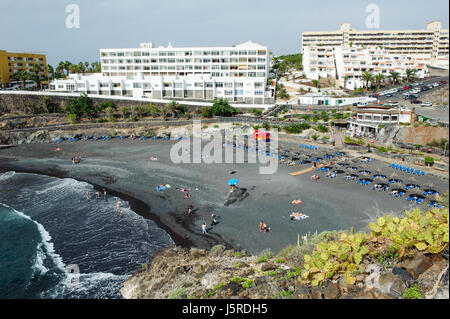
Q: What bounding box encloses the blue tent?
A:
[228,179,239,186]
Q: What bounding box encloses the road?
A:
[376,75,449,103]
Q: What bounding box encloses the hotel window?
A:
[224,90,233,95]
[382,115,390,121]
[205,82,213,88]
[168,66,175,70]
[203,51,211,56]
[257,50,266,55]
[391,116,398,121]
[357,114,363,120]
[235,89,243,95]
[257,65,266,70]
[373,115,381,121]
[257,58,266,63]
[224,82,233,88]
[203,58,211,63]
[167,51,175,56]
[194,82,203,87]
[133,52,141,57]
[365,115,372,121]
[67,84,75,90]
[248,50,257,55]
[185,51,193,56]
[142,52,150,56]
[211,72,221,77]
[212,65,220,70]
[168,58,175,63]
[235,82,243,88]
[215,82,223,88]
[212,51,220,56]
[174,83,183,88]
[239,57,247,63]
[159,51,167,56]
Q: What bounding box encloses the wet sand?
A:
[0,138,447,255]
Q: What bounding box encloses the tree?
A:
[46,64,55,81]
[210,98,237,117]
[375,73,385,90]
[362,71,374,89]
[66,93,94,119]
[31,64,43,89]
[64,60,72,75]
[146,103,159,118]
[119,106,129,119]
[167,101,187,119]
[343,75,349,89]
[13,70,29,88]
[202,107,213,118]
[136,105,147,119]
[405,69,417,83]
[389,71,400,85]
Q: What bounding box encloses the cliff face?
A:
[120,245,449,299]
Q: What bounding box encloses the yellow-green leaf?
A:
[415,242,427,251]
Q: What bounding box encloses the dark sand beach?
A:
[1,137,447,255]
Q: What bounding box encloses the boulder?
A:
[375,272,405,298]
[323,281,340,299]
[310,286,323,299]
[398,253,433,279]
[392,267,415,288]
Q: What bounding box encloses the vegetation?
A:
[209,98,237,117]
[403,284,422,299]
[299,207,449,286]
[424,156,435,166]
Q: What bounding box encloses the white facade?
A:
[297,94,376,106]
[50,41,275,104]
[302,21,449,69]
[303,45,429,90]
[348,105,413,136]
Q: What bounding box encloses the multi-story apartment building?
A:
[303,45,428,90]
[49,41,275,104]
[302,21,449,68]
[0,50,47,86]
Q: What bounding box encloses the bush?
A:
[316,123,328,133]
[403,284,422,299]
[424,156,435,166]
[202,107,213,118]
[210,98,237,117]
[67,113,78,124]
[311,134,319,141]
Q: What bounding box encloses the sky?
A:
[1,0,448,67]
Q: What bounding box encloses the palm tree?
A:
[64,60,72,75]
[146,103,159,118]
[56,61,65,78]
[343,75,349,89]
[389,71,400,86]
[46,64,55,81]
[167,101,182,118]
[119,106,129,119]
[13,70,29,88]
[136,105,147,119]
[375,73,385,90]
[405,69,417,83]
[160,105,168,120]
[31,64,42,89]
[105,106,115,119]
[362,71,374,90]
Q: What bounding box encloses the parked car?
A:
[421,102,433,107]
[421,86,429,92]
[385,93,393,97]
[357,102,369,106]
[410,99,422,104]
[403,86,409,90]
[440,80,447,84]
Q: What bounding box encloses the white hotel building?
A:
[49,41,275,104]
[303,45,428,90]
[302,21,449,69]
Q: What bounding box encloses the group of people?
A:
[325,171,337,178]
[259,220,271,233]
[310,174,320,180]
[72,155,83,164]
[372,183,388,192]
[290,212,307,220]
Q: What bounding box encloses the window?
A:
[382,115,390,121]
[215,82,223,88]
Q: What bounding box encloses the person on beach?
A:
[259,220,264,232]
[187,205,193,214]
[119,210,123,218]
[96,192,100,200]
[85,191,90,200]
[185,193,190,199]
[202,223,207,234]
[116,201,121,209]
[103,188,107,200]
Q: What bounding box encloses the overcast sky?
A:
[1,0,448,66]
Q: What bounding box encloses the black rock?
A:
[392,267,415,287]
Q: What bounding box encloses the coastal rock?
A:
[417,260,448,298]
[375,272,405,298]
[392,267,414,288]
[323,281,340,299]
[224,187,249,206]
[398,252,433,279]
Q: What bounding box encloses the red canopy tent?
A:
[252,130,270,142]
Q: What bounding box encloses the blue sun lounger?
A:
[416,198,423,204]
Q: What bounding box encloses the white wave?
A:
[2,203,67,275]
[34,177,90,195]
[0,171,15,182]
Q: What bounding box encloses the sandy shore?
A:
[0,137,448,255]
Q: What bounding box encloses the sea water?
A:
[0,171,173,298]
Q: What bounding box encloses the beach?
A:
[0,136,448,255]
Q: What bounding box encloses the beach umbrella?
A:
[292,200,303,205]
[228,179,239,186]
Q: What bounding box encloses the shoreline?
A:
[0,165,236,252]
[0,139,448,255]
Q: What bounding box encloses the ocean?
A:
[0,171,173,298]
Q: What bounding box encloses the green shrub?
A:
[403,284,422,299]
[424,156,434,166]
[167,287,187,299]
[67,113,78,124]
